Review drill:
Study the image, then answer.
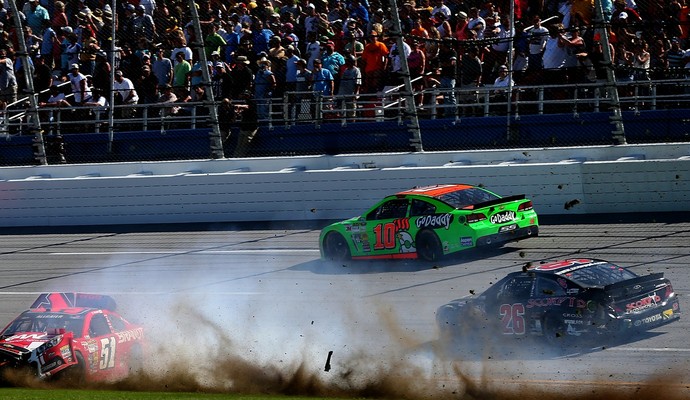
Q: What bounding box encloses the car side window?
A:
[88,314,111,337]
[366,199,409,220]
[497,276,534,302]
[107,314,127,332]
[409,199,436,216]
[536,277,567,296]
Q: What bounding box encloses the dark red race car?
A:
[0,293,144,382]
[436,259,681,347]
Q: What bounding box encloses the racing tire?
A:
[542,315,569,347]
[416,230,443,262]
[323,232,351,261]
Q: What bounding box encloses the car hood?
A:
[0,332,52,352]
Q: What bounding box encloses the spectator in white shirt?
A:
[113,69,139,118]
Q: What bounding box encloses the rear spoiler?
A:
[30,293,117,311]
[462,194,526,210]
[604,273,666,292]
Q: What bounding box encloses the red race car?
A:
[0,293,144,382]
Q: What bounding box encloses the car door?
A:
[491,275,535,336]
[364,198,410,257]
[83,311,119,380]
[106,311,144,378]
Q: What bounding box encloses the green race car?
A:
[319,184,539,261]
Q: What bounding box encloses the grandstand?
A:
[0,0,689,165]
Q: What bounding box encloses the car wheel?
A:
[543,315,568,347]
[323,232,351,261]
[416,230,443,262]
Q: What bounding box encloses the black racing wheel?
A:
[323,232,351,261]
[416,230,443,261]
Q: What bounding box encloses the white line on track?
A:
[49,249,320,255]
[605,347,690,352]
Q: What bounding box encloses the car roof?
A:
[529,259,607,274]
[396,184,474,198]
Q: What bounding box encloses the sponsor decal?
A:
[526,297,588,309]
[346,224,364,233]
[397,231,416,253]
[6,333,46,342]
[634,313,663,327]
[460,237,473,246]
[490,211,516,224]
[415,214,453,230]
[394,218,410,231]
[626,293,661,313]
[82,340,98,353]
[498,224,517,233]
[361,233,371,252]
[116,327,144,343]
[351,233,371,252]
[663,309,674,319]
[564,319,584,325]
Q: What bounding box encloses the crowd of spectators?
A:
[0,0,689,122]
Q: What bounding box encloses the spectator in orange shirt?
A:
[410,17,429,40]
[360,30,388,93]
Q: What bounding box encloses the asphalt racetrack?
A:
[1,215,689,398]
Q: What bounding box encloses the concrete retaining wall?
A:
[0,144,688,227]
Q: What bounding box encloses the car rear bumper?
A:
[609,299,681,332]
[476,225,539,247]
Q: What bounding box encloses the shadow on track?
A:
[289,245,520,274]
[415,330,669,361]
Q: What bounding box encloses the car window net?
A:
[369,199,409,220]
[410,199,437,216]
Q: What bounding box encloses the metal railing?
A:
[2,77,689,137]
[0,76,689,166]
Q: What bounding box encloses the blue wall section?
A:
[248,122,413,155]
[623,109,690,143]
[1,111,689,166]
[62,129,212,163]
[0,136,35,166]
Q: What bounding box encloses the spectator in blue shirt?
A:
[252,19,274,55]
[312,58,334,96]
[349,0,369,25]
[320,41,345,89]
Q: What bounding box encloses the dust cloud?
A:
[6,293,688,400]
[1,269,688,399]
